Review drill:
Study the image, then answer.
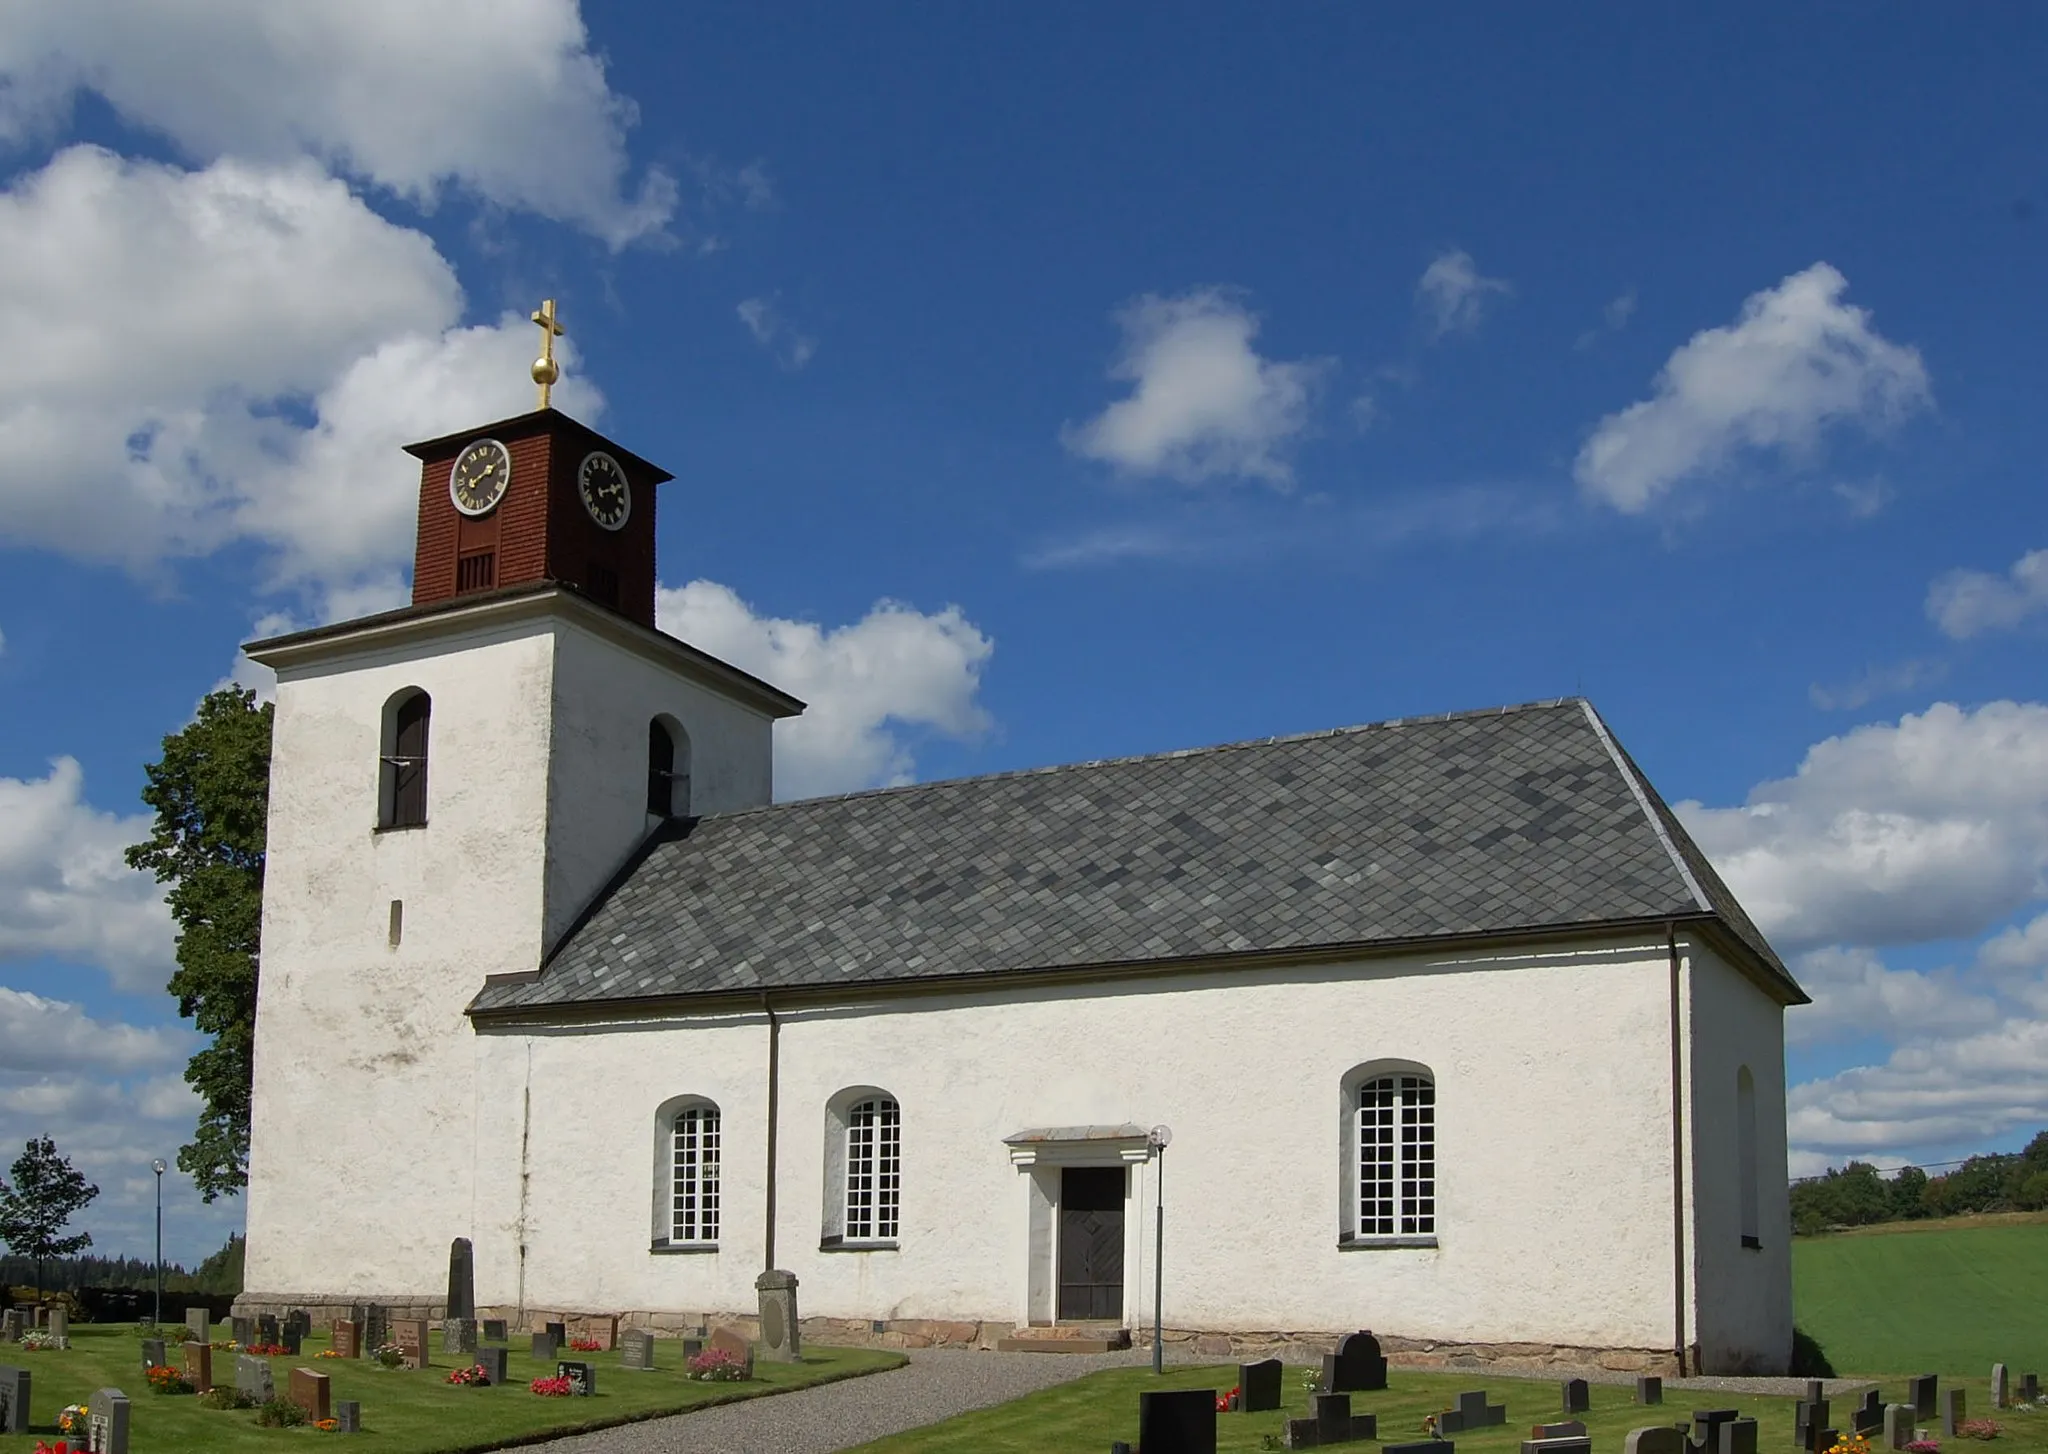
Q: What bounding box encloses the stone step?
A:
[996,1327,1132,1353]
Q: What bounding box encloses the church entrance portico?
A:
[1004,1124,1153,1330]
[1056,1165,1126,1320]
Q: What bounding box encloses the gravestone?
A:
[681,1336,704,1359]
[1638,1377,1665,1406]
[1563,1381,1590,1414]
[1719,1418,1760,1454]
[1351,1413,1380,1441]
[1692,1409,1741,1449]
[1806,1383,1825,1406]
[1439,1391,1508,1434]
[281,1322,303,1356]
[184,1307,210,1344]
[47,1306,68,1349]
[0,1310,19,1342]
[477,1346,508,1385]
[2022,1374,2039,1404]
[1942,1389,1965,1438]
[1909,1376,1938,1421]
[1883,1404,1914,1450]
[1522,1439,1592,1454]
[332,1320,360,1360]
[531,1330,559,1364]
[258,1313,280,1347]
[0,1364,28,1435]
[391,1317,429,1371]
[440,1318,478,1357]
[87,1386,131,1454]
[336,1400,361,1433]
[545,1320,567,1343]
[236,1353,276,1402]
[1138,1386,1217,1454]
[1384,1443,1456,1454]
[1322,1330,1390,1393]
[446,1238,475,1320]
[556,1359,596,1397]
[288,1367,332,1424]
[482,1319,507,1342]
[1992,1365,2010,1410]
[285,1310,310,1343]
[756,1269,800,1362]
[1627,1428,1689,1454]
[708,1324,755,1376]
[1284,1417,1319,1449]
[362,1305,387,1360]
[621,1329,655,1370]
[1534,1423,1590,1440]
[231,1316,254,1347]
[1241,1357,1284,1413]
[1854,1390,1885,1435]
[182,1341,213,1393]
[140,1338,166,1372]
[1795,1399,1831,1451]
[1317,1391,1354,1444]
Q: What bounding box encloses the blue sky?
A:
[3,3,2047,1262]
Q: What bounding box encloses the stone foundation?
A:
[234,1294,1679,1372]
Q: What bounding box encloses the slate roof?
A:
[468,697,1799,1016]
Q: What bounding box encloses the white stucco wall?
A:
[244,605,776,1304]
[1686,940,1794,1373]
[470,938,1703,1351]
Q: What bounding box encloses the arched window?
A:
[822,1087,900,1247]
[1341,1061,1436,1241]
[1737,1065,1760,1248]
[379,689,431,828]
[652,1096,720,1248]
[647,717,691,818]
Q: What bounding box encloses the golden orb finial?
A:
[530,298,565,409]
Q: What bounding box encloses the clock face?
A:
[448,438,512,517]
[579,451,631,531]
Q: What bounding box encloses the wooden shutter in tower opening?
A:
[389,693,431,827]
[588,561,620,608]
[456,550,495,593]
[647,720,675,816]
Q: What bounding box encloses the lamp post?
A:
[1148,1125,1172,1375]
[151,1160,166,1325]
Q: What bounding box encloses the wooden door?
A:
[1057,1166,1126,1321]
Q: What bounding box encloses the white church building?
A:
[237,394,1802,1375]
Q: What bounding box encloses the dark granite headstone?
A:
[258,1313,280,1346]
[1439,1391,1508,1435]
[1522,1439,1591,1454]
[141,1337,167,1371]
[1385,1442,1456,1454]
[1322,1330,1390,1393]
[0,1364,27,1434]
[362,1305,387,1359]
[2021,1374,2039,1404]
[681,1336,704,1358]
[182,1341,212,1393]
[1627,1429,1687,1454]
[1285,1417,1320,1449]
[621,1329,655,1370]
[1694,1408,1741,1446]
[1883,1405,1914,1450]
[1908,1376,1937,1421]
[285,1310,310,1342]
[281,1323,302,1356]
[478,1346,508,1385]
[1638,1377,1664,1406]
[1563,1380,1590,1414]
[1719,1418,1760,1454]
[532,1331,558,1363]
[1796,1399,1831,1452]
[545,1320,567,1343]
[236,1353,275,1402]
[446,1238,475,1321]
[1138,1387,1217,1454]
[1942,1389,1965,1438]
[482,1319,507,1342]
[336,1399,361,1433]
[1806,1383,1825,1407]
[1535,1423,1590,1439]
[231,1316,254,1347]
[1854,1390,1885,1435]
[557,1359,596,1397]
[1352,1414,1379,1441]
[1241,1357,1284,1413]
[1316,1391,1353,1444]
[88,1386,131,1454]
[288,1367,331,1423]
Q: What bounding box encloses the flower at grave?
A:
[687,1347,748,1383]
[315,1418,340,1432]
[244,1342,288,1356]
[370,1341,406,1369]
[20,1329,61,1352]
[1906,1441,1942,1453]
[315,1348,345,1359]
[1957,1421,2001,1442]
[447,1363,491,1386]
[145,1362,195,1395]
[530,1374,574,1396]
[55,1404,89,1435]
[568,1337,603,1351]
[1216,1385,1240,1413]
[1825,1435,1873,1454]
[209,1338,236,1350]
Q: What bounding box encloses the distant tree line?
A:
[0,1234,243,1296]
[1791,1130,2048,1235]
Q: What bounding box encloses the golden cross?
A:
[530,298,565,409]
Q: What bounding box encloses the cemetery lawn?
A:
[0,1324,903,1453]
[846,1365,2048,1454]
[1794,1212,2048,1374]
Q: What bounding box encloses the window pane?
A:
[1358,1073,1435,1237]
[672,1106,720,1243]
[846,1097,900,1242]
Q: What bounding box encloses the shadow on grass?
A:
[1790,1325,1836,1378]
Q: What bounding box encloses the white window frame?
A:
[1342,1064,1437,1246]
[843,1097,900,1243]
[670,1103,720,1245]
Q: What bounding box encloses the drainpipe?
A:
[1667,924,1688,1377]
[763,995,781,1273]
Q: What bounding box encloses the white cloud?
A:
[1806,657,1943,712]
[1416,250,1512,339]
[1927,548,2048,639]
[1677,701,2048,951]
[0,758,173,992]
[1061,288,1329,486]
[1786,945,2001,1047]
[656,580,993,800]
[1575,263,1930,513]
[736,297,817,371]
[0,0,675,246]
[0,146,599,610]
[0,989,189,1075]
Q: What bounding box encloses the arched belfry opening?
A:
[647,716,691,818]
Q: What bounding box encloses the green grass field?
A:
[1793,1213,2048,1376]
[0,1324,902,1453]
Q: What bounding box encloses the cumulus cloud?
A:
[0,0,675,246]
[1576,263,1930,513]
[1927,548,2048,639]
[736,296,817,371]
[1062,288,1329,486]
[657,580,993,800]
[0,146,598,611]
[1416,249,1511,339]
[0,759,174,992]
[1786,945,2001,1047]
[1807,658,1944,712]
[1677,701,2048,952]
[0,989,189,1074]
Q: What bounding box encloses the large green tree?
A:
[0,1137,100,1296]
[125,687,273,1201]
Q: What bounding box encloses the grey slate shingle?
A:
[468,697,1796,1015]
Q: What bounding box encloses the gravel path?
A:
[526,1346,1157,1454]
